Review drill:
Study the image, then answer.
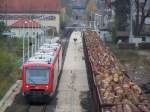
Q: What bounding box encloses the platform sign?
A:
[2,32,16,37]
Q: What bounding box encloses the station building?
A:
[10,18,43,38]
[0,0,61,37]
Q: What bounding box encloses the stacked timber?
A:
[84,30,150,112]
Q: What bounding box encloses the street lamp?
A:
[29,20,34,56]
[23,19,30,59]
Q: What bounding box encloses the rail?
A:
[41,105,47,112]
[27,104,47,112]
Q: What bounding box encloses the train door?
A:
[58,47,62,73]
[53,57,59,92]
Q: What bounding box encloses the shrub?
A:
[138,43,150,49]
[118,43,136,49]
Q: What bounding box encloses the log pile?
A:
[84,30,150,112]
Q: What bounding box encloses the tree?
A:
[60,0,73,27]
[86,0,96,15]
[113,0,130,31]
[87,0,96,12]
[61,0,73,16]
[134,0,150,35]
[0,21,7,36]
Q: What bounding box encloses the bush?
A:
[118,43,136,49]
[138,43,150,49]
[0,50,16,75]
[0,37,22,99]
[0,50,18,99]
[0,21,7,36]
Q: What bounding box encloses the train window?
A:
[26,67,50,84]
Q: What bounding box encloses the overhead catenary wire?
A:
[22,21,24,61]
[27,20,30,59]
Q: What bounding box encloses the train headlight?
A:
[46,85,49,89]
[26,85,29,88]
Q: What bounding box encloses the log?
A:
[83,30,150,112]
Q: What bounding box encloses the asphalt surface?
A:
[56,31,91,112]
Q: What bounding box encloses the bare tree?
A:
[134,0,150,35]
[113,0,130,31]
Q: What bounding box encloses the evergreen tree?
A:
[0,21,7,36]
[113,0,130,31]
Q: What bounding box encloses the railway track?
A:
[41,105,47,112]
[28,105,47,112]
[26,29,73,112]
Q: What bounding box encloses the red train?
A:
[22,43,62,102]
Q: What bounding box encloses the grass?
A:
[108,44,150,72]
[108,44,150,103]
[0,37,23,99]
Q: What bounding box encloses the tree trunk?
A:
[135,1,139,36]
[138,0,147,35]
[138,16,146,35]
[134,0,150,36]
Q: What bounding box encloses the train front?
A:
[22,63,53,102]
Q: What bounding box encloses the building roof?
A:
[11,19,41,28]
[0,0,61,13]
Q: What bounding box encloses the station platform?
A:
[56,31,89,112]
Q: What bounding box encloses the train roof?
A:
[39,43,61,51]
[39,46,55,51]
[45,37,60,43]
[27,54,54,64]
[23,42,61,65]
[35,50,55,56]
[42,43,61,48]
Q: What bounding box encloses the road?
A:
[56,31,90,112]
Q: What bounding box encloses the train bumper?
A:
[24,90,53,102]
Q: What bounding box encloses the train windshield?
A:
[26,67,50,85]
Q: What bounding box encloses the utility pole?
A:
[94,13,96,31]
[34,20,37,52]
[29,19,34,56]
[27,20,30,59]
[22,22,25,63]
[129,0,134,43]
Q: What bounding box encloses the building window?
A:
[142,37,145,42]
[47,16,56,20]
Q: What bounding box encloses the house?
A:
[10,18,43,38]
[0,0,61,33]
[116,31,129,43]
[95,0,115,30]
[144,17,150,34]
